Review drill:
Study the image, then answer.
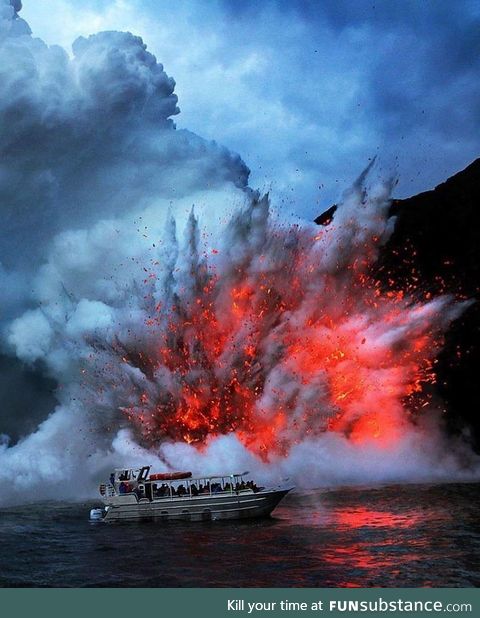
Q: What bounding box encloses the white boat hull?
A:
[101,488,292,523]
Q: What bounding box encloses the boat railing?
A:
[99,482,116,498]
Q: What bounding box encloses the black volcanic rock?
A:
[386,159,480,299]
[314,204,337,226]
[383,159,480,447]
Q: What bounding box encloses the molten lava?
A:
[92,190,465,460]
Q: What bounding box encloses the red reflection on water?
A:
[336,507,422,530]
[321,506,428,586]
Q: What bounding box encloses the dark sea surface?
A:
[1,482,479,587]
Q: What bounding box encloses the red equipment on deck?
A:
[149,471,192,481]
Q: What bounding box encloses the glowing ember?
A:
[78,180,466,460]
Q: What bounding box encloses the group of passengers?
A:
[149,479,259,498]
[117,479,261,498]
[235,480,259,492]
[118,481,133,494]
[152,482,214,497]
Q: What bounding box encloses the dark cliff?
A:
[386,159,480,446]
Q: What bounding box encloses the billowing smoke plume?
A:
[0,0,247,448]
[1,1,479,505]
[0,0,248,272]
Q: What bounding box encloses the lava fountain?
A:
[61,170,468,462]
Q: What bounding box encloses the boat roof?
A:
[170,472,250,482]
[113,467,250,481]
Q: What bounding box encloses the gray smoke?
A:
[0,0,248,270]
[0,0,249,450]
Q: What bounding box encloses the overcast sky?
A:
[22,0,480,220]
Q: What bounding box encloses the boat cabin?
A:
[101,466,261,502]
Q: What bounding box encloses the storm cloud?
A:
[23,0,480,218]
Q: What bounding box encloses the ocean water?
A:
[0,482,479,587]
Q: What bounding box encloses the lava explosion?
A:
[4,167,476,503]
[24,169,464,463]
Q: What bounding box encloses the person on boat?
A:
[243,480,258,492]
[191,484,199,496]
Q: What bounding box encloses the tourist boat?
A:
[89,466,293,523]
